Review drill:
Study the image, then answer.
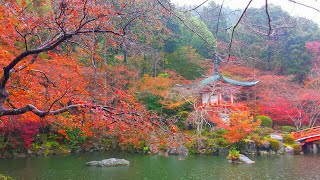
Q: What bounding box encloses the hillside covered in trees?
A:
[0,0,319,162]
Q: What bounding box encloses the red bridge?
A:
[291,126,320,146]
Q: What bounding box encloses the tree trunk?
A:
[0,88,8,110]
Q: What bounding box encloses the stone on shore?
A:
[86,158,130,167]
[239,154,255,164]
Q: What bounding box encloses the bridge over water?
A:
[291,126,320,153]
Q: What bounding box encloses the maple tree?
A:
[0,0,178,153]
[222,111,261,143]
[0,0,168,117]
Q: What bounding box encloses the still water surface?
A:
[1,152,320,180]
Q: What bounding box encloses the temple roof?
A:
[200,57,259,87]
[200,74,259,87]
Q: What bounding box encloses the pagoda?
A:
[198,57,259,120]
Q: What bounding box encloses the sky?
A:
[170,0,320,25]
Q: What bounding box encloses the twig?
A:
[288,0,320,12]
[265,0,272,36]
[184,0,210,12]
[227,0,253,61]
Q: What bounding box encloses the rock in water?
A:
[86,158,130,167]
[239,154,255,164]
[285,146,294,155]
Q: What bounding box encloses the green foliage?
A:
[283,134,295,145]
[65,128,86,152]
[137,92,163,113]
[31,140,61,156]
[101,138,119,151]
[227,147,240,161]
[121,142,135,153]
[135,141,147,153]
[175,111,190,130]
[143,146,150,154]
[255,115,273,128]
[184,137,217,154]
[231,5,319,82]
[282,126,296,133]
[203,129,230,148]
[158,72,169,78]
[254,127,274,136]
[200,1,229,42]
[162,101,192,116]
[165,47,206,80]
[214,137,230,149]
[249,134,263,148]
[0,174,14,180]
[204,129,227,138]
[268,138,280,151]
[158,143,169,152]
[164,17,216,58]
[291,144,302,154]
[120,140,147,153]
[0,137,5,150]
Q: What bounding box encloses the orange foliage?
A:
[223,112,261,143]
[138,74,173,97]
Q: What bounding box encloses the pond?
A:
[1,152,320,180]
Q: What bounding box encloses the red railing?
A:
[291,126,320,141]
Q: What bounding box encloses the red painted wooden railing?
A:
[291,126,320,144]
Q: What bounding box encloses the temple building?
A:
[199,58,259,121]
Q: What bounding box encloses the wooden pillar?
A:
[218,93,222,105]
[230,94,234,104]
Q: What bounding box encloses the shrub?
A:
[227,147,240,161]
[268,138,280,151]
[176,111,190,130]
[0,174,14,180]
[249,134,262,148]
[282,126,295,133]
[283,134,295,145]
[143,146,149,154]
[255,115,273,128]
[18,120,40,149]
[65,128,86,152]
[158,143,169,152]
[291,144,302,154]
[204,129,227,139]
[158,72,170,78]
[254,127,274,136]
[214,137,230,149]
[184,138,198,154]
[137,92,163,113]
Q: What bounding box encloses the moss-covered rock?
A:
[268,138,280,151]
[283,134,295,145]
[291,144,302,154]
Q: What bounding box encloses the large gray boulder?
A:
[243,140,256,154]
[177,145,188,156]
[285,146,294,155]
[239,154,255,164]
[86,158,130,167]
[270,134,283,142]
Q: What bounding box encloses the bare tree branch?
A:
[288,0,320,12]
[184,0,210,13]
[265,0,272,36]
[227,0,253,61]
[216,0,225,37]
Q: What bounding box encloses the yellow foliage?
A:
[139,74,173,97]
